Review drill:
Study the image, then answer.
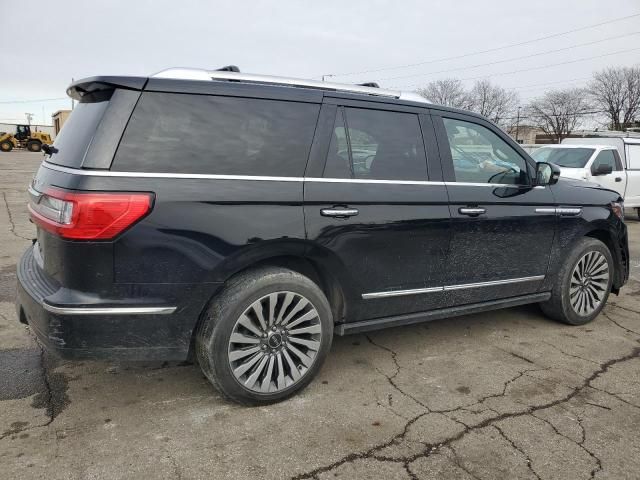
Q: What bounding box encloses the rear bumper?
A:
[16,246,214,361]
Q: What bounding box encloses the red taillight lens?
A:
[29,188,153,240]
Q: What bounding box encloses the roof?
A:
[151,67,430,104]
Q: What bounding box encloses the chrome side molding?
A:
[42,162,535,189]
[362,275,545,300]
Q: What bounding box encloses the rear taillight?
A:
[28,187,153,240]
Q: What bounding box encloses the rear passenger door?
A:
[432,112,556,305]
[304,100,451,321]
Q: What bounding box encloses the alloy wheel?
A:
[228,291,322,393]
[569,251,609,316]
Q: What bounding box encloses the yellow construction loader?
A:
[0,125,52,152]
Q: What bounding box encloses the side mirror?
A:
[535,162,560,186]
[591,164,613,176]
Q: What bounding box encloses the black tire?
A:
[26,140,42,152]
[0,140,12,152]
[540,237,613,325]
[196,266,333,405]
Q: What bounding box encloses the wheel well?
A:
[185,255,347,362]
[584,228,622,294]
[250,256,347,324]
[585,229,614,255]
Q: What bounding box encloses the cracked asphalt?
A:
[1,151,639,479]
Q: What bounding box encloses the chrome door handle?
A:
[320,207,359,218]
[459,207,486,217]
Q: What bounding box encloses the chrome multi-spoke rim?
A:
[228,291,322,393]
[570,251,609,316]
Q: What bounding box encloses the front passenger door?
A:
[433,113,556,306]
[590,149,625,197]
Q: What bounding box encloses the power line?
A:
[501,110,607,121]
[376,31,640,82]
[0,97,67,104]
[390,46,640,89]
[507,77,592,91]
[323,12,640,78]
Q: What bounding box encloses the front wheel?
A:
[540,237,613,325]
[196,266,333,405]
[26,140,42,152]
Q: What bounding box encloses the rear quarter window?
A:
[112,92,320,176]
[47,92,112,168]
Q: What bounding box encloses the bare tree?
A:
[526,88,591,143]
[416,78,470,108]
[588,66,640,130]
[467,80,519,126]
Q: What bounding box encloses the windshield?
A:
[531,147,595,168]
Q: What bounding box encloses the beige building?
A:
[52,110,72,135]
[507,125,545,145]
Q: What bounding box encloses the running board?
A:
[335,292,552,335]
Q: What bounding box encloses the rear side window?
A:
[628,144,640,170]
[323,107,427,181]
[47,92,112,168]
[113,93,320,176]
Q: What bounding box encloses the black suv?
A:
[16,67,629,404]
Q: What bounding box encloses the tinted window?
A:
[531,147,595,168]
[113,93,320,176]
[323,107,427,181]
[47,93,112,168]
[443,118,529,185]
[592,150,618,172]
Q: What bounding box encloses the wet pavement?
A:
[1,151,639,479]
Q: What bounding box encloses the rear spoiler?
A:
[67,76,148,101]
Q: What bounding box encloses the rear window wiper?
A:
[42,144,58,156]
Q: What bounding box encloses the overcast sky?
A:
[1,0,639,125]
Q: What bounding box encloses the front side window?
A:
[113,93,320,176]
[591,150,619,172]
[443,118,529,185]
[323,107,427,181]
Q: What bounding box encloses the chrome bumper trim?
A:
[42,302,177,315]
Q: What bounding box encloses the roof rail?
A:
[570,130,640,139]
[151,67,428,104]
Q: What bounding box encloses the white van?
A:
[561,132,640,218]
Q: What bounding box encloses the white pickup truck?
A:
[530,133,640,219]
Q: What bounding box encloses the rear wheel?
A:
[0,140,12,152]
[26,140,42,152]
[540,237,613,325]
[196,266,333,405]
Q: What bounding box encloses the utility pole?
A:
[25,112,34,126]
[515,106,521,143]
